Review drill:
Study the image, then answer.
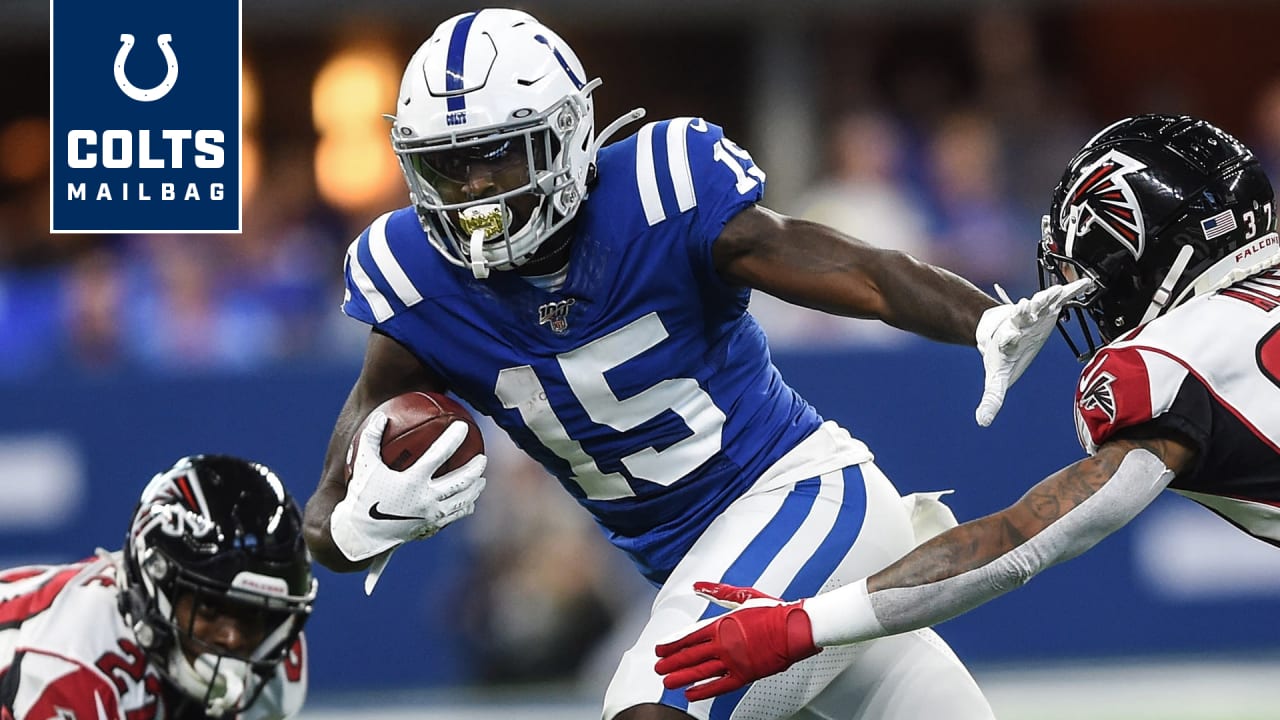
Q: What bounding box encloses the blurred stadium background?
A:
[3,0,1280,717]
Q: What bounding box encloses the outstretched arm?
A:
[713,205,995,344]
[656,429,1196,700]
[713,205,1094,424]
[815,431,1195,642]
[303,330,447,572]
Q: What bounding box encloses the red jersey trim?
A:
[12,648,123,720]
[1092,343,1280,455]
[1078,346,1154,446]
[0,568,82,629]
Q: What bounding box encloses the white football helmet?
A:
[391,9,640,279]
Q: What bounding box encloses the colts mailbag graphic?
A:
[51,1,242,233]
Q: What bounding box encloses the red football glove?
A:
[654,582,821,701]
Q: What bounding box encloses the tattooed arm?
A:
[801,430,1198,646]
[653,429,1198,698]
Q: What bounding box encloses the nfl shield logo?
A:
[50,0,242,233]
[538,298,576,334]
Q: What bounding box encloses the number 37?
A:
[1242,202,1274,239]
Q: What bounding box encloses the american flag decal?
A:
[1200,209,1237,240]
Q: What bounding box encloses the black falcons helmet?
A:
[120,455,316,715]
[1040,114,1278,359]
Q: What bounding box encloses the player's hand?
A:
[329,411,487,563]
[654,582,820,702]
[975,277,1096,426]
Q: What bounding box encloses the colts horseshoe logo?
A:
[114,33,179,102]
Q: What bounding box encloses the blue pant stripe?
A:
[714,468,867,718]
[660,476,822,712]
[783,465,867,599]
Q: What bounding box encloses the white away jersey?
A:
[0,553,307,720]
[1074,268,1280,544]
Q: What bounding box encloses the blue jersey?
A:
[343,118,824,583]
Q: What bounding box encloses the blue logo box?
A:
[51,0,242,233]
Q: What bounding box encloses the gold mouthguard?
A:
[458,205,508,240]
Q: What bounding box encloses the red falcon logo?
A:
[1079,370,1119,422]
[1060,150,1147,260]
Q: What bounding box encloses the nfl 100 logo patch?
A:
[50,0,242,233]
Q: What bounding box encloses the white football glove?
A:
[330,411,486,593]
[974,277,1096,427]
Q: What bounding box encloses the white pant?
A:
[602,423,992,720]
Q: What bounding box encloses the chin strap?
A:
[1139,244,1195,325]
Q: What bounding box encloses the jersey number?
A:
[1242,202,1275,239]
[712,137,766,195]
[495,313,726,500]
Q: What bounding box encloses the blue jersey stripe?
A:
[445,12,477,113]
[355,232,406,319]
[715,476,822,590]
[658,477,822,712]
[649,121,680,221]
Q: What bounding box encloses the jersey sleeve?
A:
[3,652,124,720]
[1074,345,1212,456]
[629,118,766,278]
[682,119,766,249]
[341,209,431,328]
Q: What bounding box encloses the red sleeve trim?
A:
[1083,344,1280,454]
[15,650,123,720]
[1077,346,1154,446]
[0,568,82,629]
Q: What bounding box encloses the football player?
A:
[0,455,316,719]
[653,114,1280,702]
[302,8,1091,719]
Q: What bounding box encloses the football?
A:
[350,391,484,476]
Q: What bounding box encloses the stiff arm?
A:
[715,204,996,345]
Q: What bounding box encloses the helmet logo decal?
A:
[533,35,585,90]
[1061,150,1147,259]
[133,468,215,542]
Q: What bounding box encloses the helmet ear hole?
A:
[143,547,171,583]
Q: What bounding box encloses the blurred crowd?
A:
[8,8,1278,370]
[5,9,1280,369]
[0,92,1065,370]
